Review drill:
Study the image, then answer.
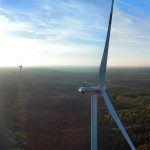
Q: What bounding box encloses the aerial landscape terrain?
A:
[0,66,149,150]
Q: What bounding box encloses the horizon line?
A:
[0,65,149,68]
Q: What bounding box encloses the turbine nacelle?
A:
[78,86,100,95]
[78,85,108,95]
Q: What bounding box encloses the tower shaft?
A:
[91,94,97,150]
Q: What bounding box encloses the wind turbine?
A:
[78,0,136,150]
[18,60,22,81]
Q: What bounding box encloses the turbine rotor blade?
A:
[98,0,135,149]
[99,0,114,87]
[101,88,136,150]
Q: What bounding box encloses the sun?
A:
[0,36,40,67]
[0,36,21,66]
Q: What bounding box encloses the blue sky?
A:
[0,0,149,66]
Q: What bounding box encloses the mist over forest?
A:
[0,67,149,150]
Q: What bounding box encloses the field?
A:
[0,67,150,150]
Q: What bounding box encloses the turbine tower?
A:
[78,0,136,150]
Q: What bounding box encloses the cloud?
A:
[0,0,105,43]
[0,1,105,43]
[108,2,150,66]
[0,0,149,66]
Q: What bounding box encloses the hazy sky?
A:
[0,0,149,67]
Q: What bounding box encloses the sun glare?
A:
[0,36,44,67]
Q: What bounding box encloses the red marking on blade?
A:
[109,12,112,25]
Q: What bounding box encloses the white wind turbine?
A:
[18,59,22,81]
[78,0,136,150]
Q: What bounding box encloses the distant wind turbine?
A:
[78,0,136,150]
[18,60,22,81]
